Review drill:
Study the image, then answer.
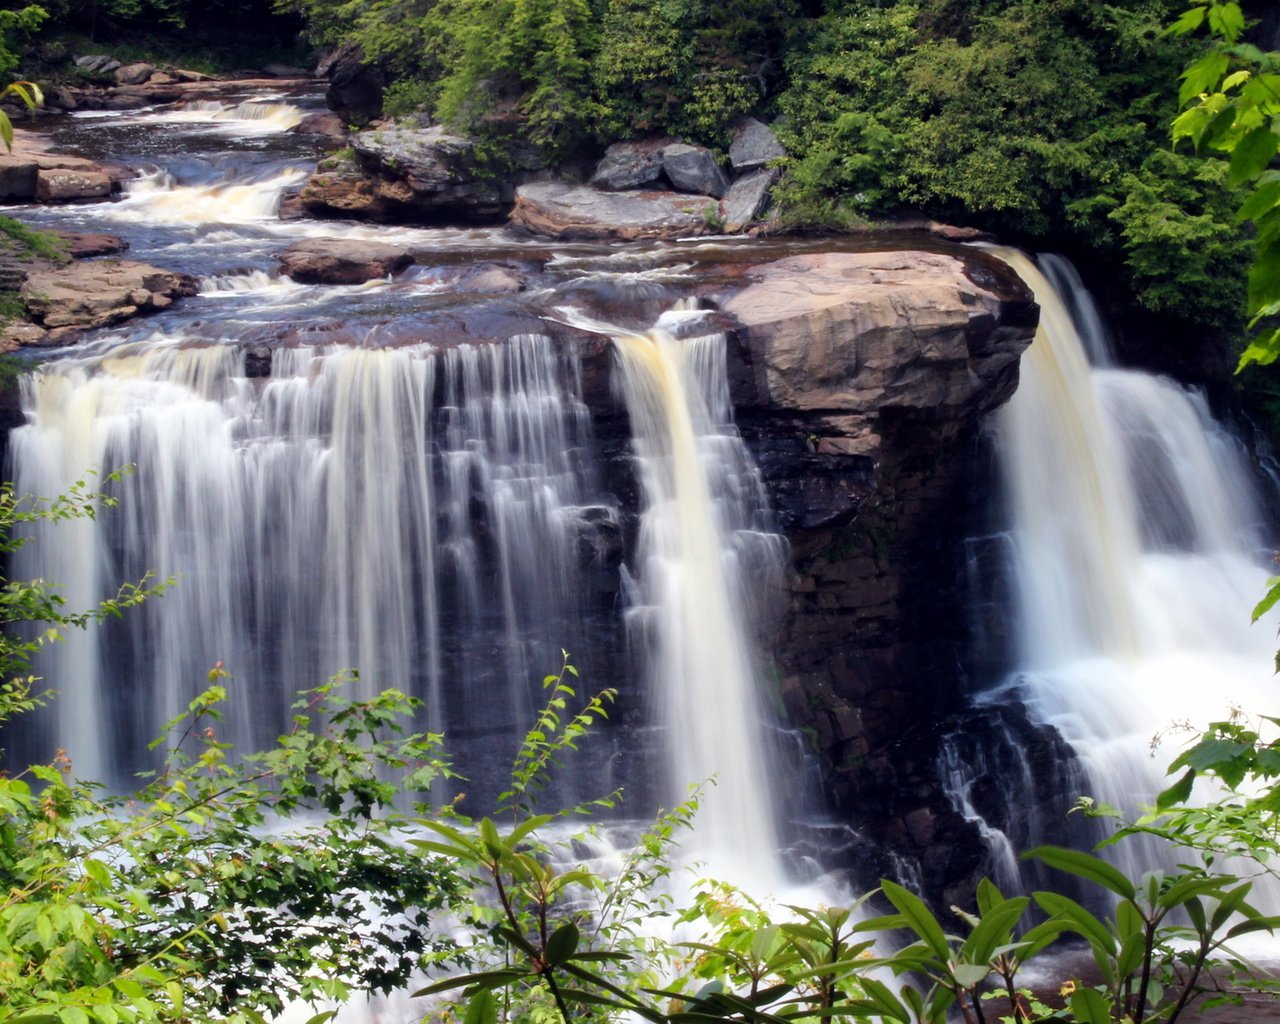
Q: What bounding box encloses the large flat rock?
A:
[511,182,718,240]
[22,260,197,330]
[716,250,1037,431]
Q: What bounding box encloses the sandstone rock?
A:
[511,182,716,240]
[170,68,213,83]
[74,54,121,75]
[410,263,527,293]
[36,169,112,201]
[729,117,786,171]
[294,112,347,141]
[0,321,48,350]
[22,260,198,330]
[49,231,129,258]
[927,221,996,243]
[279,238,414,284]
[721,166,778,231]
[717,250,1035,424]
[661,142,729,198]
[0,156,38,199]
[113,62,155,85]
[588,138,668,191]
[149,72,176,86]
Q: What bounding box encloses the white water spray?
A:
[614,327,787,889]
[989,249,1279,897]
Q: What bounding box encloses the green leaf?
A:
[1033,892,1116,955]
[462,990,497,1024]
[1251,578,1280,623]
[1023,846,1136,899]
[1230,126,1280,185]
[1166,4,1206,37]
[544,921,579,966]
[1158,768,1197,809]
[1070,987,1113,1024]
[880,880,951,961]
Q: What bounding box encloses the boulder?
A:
[279,238,414,284]
[510,182,717,240]
[0,156,38,199]
[49,231,129,258]
[43,85,81,111]
[321,43,386,125]
[21,260,198,330]
[729,117,786,171]
[294,112,347,141]
[35,169,112,201]
[170,68,213,83]
[352,125,506,216]
[588,138,668,191]
[113,62,154,85]
[716,250,1036,425]
[661,142,729,198]
[74,54,121,75]
[721,166,779,231]
[297,124,509,222]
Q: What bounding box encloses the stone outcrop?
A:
[279,238,414,284]
[21,260,198,332]
[729,118,786,171]
[300,124,509,223]
[35,168,112,201]
[661,142,729,198]
[704,248,1039,905]
[511,182,718,240]
[318,44,386,125]
[589,138,669,191]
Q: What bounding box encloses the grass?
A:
[0,215,69,265]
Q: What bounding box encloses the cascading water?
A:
[10,335,608,797]
[613,324,788,888]
[981,248,1280,899]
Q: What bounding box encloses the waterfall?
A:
[614,327,787,888]
[986,248,1279,893]
[10,336,602,794]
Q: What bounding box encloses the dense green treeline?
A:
[264,0,1261,330]
[0,0,1272,336]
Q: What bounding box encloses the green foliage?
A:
[0,477,468,1022]
[0,6,47,78]
[1168,0,1280,369]
[776,0,1251,328]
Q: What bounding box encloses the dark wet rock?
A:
[36,169,112,201]
[245,344,272,378]
[0,156,37,199]
[43,85,81,111]
[721,166,778,232]
[22,260,198,330]
[729,117,786,171]
[588,138,669,191]
[279,237,414,284]
[113,62,154,85]
[661,142,729,198]
[511,181,717,240]
[321,43,386,125]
